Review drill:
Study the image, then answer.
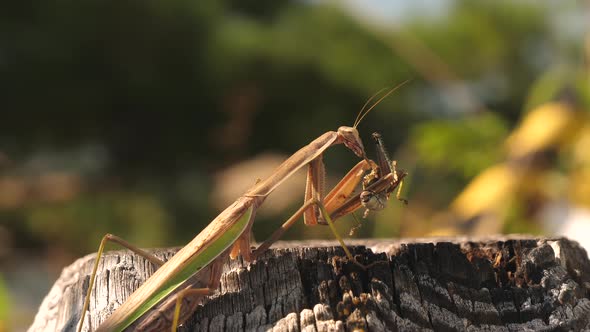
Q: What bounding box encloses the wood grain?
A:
[29,237,590,331]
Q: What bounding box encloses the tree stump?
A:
[29,236,590,331]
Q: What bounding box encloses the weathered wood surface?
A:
[29,236,590,331]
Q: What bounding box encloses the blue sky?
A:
[340,0,451,26]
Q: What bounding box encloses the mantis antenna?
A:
[353,79,413,128]
[353,87,388,128]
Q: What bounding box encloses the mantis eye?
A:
[337,126,365,158]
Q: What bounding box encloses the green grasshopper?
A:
[77,84,408,332]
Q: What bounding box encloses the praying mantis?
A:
[77,84,408,332]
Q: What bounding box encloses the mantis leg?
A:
[170,288,211,332]
[168,258,225,332]
[78,234,168,332]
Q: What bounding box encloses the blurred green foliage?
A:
[412,112,508,179]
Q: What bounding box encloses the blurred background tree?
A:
[1,0,589,330]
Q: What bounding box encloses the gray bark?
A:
[29,236,590,331]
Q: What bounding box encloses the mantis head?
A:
[337,126,366,159]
